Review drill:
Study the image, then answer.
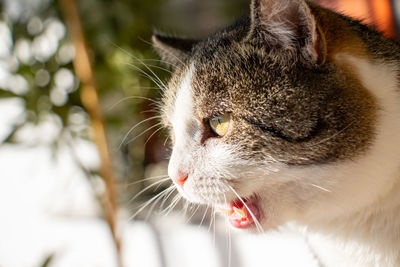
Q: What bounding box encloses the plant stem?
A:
[59,0,122,266]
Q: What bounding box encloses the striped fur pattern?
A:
[153,0,400,265]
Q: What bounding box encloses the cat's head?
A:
[152,0,391,231]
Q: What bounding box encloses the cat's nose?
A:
[173,172,188,187]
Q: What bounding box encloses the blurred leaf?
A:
[0,90,19,98]
[40,254,54,267]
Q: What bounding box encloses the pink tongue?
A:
[228,199,259,229]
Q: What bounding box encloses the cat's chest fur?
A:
[153,0,400,266]
[272,53,400,265]
[302,55,400,266]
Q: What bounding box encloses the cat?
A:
[152,0,400,266]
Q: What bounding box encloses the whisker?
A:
[207,206,214,234]
[125,175,169,188]
[170,196,184,215]
[186,204,201,223]
[182,200,190,218]
[212,207,216,246]
[129,186,175,221]
[126,63,166,92]
[138,57,182,72]
[136,62,174,74]
[125,122,163,145]
[185,202,193,218]
[118,115,161,150]
[136,36,182,69]
[129,60,175,75]
[159,185,177,211]
[126,56,167,90]
[144,59,180,70]
[152,177,170,193]
[141,35,186,67]
[107,95,159,111]
[309,183,332,193]
[128,177,171,204]
[223,194,232,267]
[144,186,174,221]
[308,121,354,147]
[198,205,209,228]
[132,86,164,90]
[108,41,169,90]
[141,109,162,114]
[144,125,164,146]
[162,194,181,216]
[158,46,186,67]
[163,136,170,147]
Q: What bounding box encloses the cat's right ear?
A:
[152,33,198,68]
[247,0,326,63]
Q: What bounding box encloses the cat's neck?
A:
[301,37,400,265]
[305,175,400,267]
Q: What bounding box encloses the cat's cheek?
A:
[171,179,206,204]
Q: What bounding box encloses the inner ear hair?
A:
[315,23,328,64]
[152,33,199,68]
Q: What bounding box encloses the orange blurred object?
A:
[337,0,372,23]
[369,0,395,37]
[317,0,396,39]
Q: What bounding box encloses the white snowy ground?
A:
[0,98,318,267]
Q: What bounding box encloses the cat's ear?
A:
[152,33,198,68]
[247,0,324,63]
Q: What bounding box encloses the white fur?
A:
[168,65,240,204]
[168,65,196,184]
[294,55,400,266]
[170,66,195,146]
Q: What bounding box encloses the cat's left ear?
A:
[152,33,198,68]
[247,0,325,63]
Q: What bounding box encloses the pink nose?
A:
[174,173,188,187]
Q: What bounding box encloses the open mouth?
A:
[227,196,261,229]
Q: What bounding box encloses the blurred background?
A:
[0,0,398,266]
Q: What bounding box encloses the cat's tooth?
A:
[233,206,247,219]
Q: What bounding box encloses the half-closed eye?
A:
[209,113,231,137]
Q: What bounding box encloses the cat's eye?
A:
[209,113,231,137]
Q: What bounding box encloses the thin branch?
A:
[59,0,122,266]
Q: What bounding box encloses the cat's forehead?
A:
[189,45,291,118]
[165,20,313,122]
[163,17,298,118]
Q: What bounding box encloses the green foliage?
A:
[0,0,249,206]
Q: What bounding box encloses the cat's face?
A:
[154,0,384,231]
